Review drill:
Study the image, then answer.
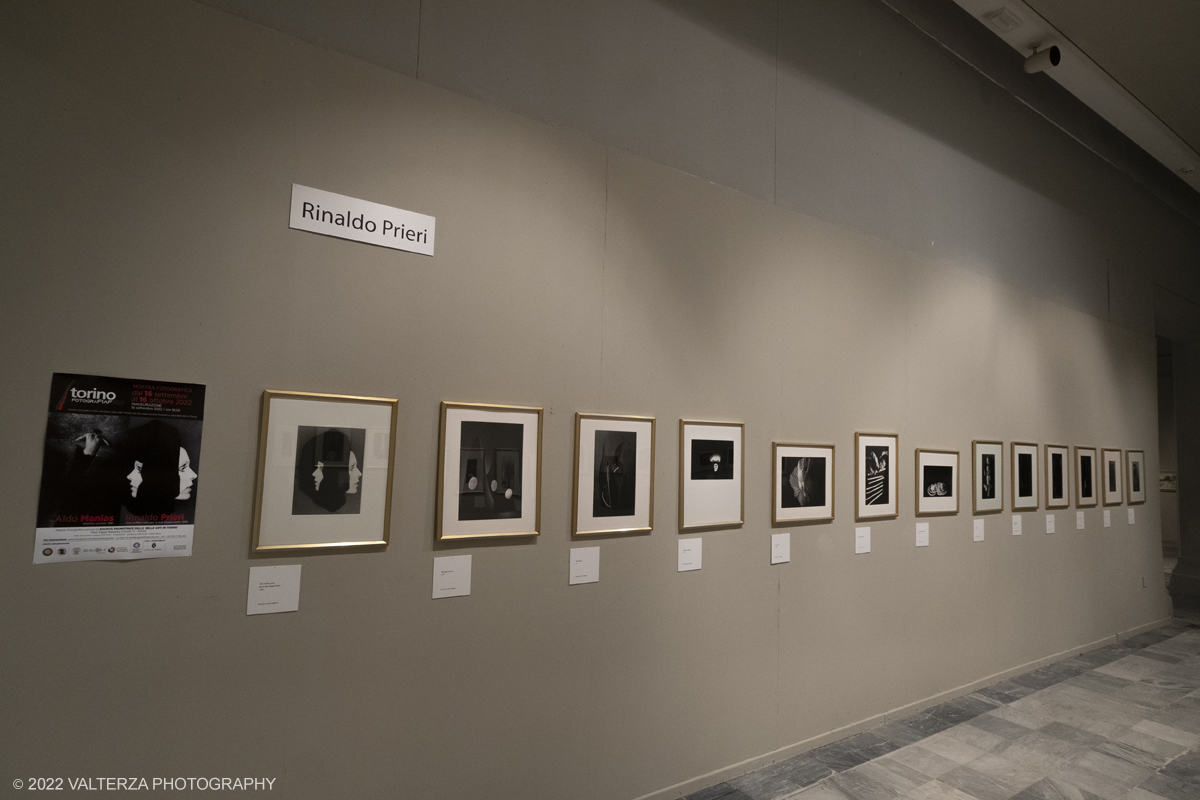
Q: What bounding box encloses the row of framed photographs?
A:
[901,440,1146,519]
[967,441,1146,514]
[248,391,1145,553]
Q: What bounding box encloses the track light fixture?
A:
[1024,45,1061,74]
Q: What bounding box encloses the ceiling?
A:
[950,0,1200,194]
[1026,0,1200,156]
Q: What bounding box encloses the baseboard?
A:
[633,615,1174,800]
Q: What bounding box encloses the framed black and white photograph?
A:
[1011,442,1039,511]
[252,390,397,553]
[1127,450,1146,505]
[437,402,542,540]
[915,449,958,516]
[573,413,655,536]
[1044,444,1070,509]
[679,420,744,531]
[772,443,834,525]
[1075,446,1098,508]
[971,440,1003,515]
[1102,448,1123,506]
[856,432,898,520]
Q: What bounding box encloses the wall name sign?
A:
[289,184,435,256]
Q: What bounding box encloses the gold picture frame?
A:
[1126,450,1146,505]
[855,432,898,521]
[436,401,543,540]
[572,413,656,536]
[1101,448,1124,506]
[1044,444,1071,509]
[679,419,745,532]
[252,389,398,553]
[915,448,959,517]
[772,442,835,525]
[1011,441,1039,511]
[1075,446,1098,507]
[971,439,1003,515]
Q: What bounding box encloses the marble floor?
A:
[684,618,1200,800]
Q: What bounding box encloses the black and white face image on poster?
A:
[1132,461,1141,493]
[981,454,995,500]
[781,456,826,508]
[1080,455,1093,497]
[34,373,205,564]
[1018,453,1033,497]
[923,465,953,498]
[1109,460,1117,492]
[593,429,636,517]
[292,426,365,515]
[691,439,735,480]
[458,421,523,521]
[864,445,889,505]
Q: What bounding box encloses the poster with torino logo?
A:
[33,373,205,563]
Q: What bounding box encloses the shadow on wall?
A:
[655,0,1200,281]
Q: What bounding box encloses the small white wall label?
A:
[433,555,472,598]
[678,538,702,572]
[1046,514,1056,534]
[975,519,986,541]
[569,547,600,585]
[1076,511,1085,530]
[771,533,791,564]
[916,522,929,548]
[855,527,871,554]
[1011,515,1022,536]
[247,565,301,616]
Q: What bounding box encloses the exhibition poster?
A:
[33,373,205,563]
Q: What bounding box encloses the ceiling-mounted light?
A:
[1024,45,1061,73]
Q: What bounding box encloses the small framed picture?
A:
[252,390,398,553]
[1011,442,1039,511]
[437,402,542,540]
[915,449,958,516]
[1126,450,1146,505]
[1075,446,1098,507]
[573,413,655,536]
[1101,448,1123,506]
[679,420,744,531]
[971,440,1003,515]
[1044,444,1070,509]
[856,433,898,520]
[772,443,834,525]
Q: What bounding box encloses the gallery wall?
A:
[0,2,1185,799]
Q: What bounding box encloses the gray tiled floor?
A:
[683,618,1200,800]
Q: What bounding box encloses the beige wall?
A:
[0,2,1178,799]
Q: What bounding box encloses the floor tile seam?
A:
[1049,683,1171,721]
